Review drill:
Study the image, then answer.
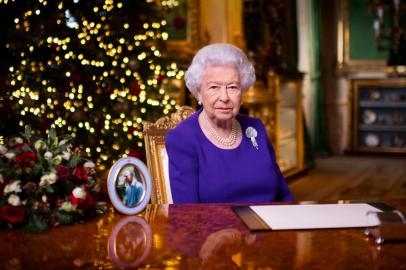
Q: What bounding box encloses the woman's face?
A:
[198,66,242,123]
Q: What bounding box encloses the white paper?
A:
[250,203,382,230]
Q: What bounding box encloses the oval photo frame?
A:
[107,157,152,215]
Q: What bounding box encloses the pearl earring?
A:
[198,100,202,105]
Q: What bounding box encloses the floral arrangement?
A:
[0,127,105,232]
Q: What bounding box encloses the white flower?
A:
[72,186,87,200]
[34,140,47,152]
[0,145,7,155]
[58,139,68,146]
[44,151,53,159]
[4,180,22,195]
[39,172,58,186]
[42,195,47,203]
[84,161,96,169]
[62,151,71,161]
[15,137,23,144]
[59,201,77,212]
[8,194,21,206]
[5,152,15,160]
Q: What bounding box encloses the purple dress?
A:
[165,109,294,203]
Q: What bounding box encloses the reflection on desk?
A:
[0,200,405,269]
[199,228,256,269]
[108,215,151,268]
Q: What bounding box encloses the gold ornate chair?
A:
[143,106,195,204]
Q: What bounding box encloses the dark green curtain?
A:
[310,0,328,155]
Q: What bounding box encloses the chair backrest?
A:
[143,106,195,204]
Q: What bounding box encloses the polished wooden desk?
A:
[1,200,405,269]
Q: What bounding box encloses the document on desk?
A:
[233,203,393,231]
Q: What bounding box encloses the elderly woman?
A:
[165,43,293,203]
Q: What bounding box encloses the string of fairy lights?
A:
[2,0,184,166]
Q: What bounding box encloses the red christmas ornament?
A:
[156,74,164,84]
[127,127,137,135]
[130,83,141,96]
[129,148,143,159]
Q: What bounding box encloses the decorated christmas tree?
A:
[0,0,183,167]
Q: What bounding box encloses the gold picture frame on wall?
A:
[337,0,387,73]
[160,0,202,62]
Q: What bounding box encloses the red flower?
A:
[68,194,80,206]
[15,151,37,165]
[56,165,72,182]
[68,186,94,211]
[15,142,33,150]
[0,205,26,225]
[73,164,88,183]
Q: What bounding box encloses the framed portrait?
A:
[161,0,202,62]
[107,157,152,215]
[108,216,152,268]
[337,0,387,72]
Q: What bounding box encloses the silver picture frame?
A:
[107,157,152,215]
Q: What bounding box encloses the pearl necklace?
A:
[202,112,238,146]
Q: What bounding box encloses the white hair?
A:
[184,43,256,98]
